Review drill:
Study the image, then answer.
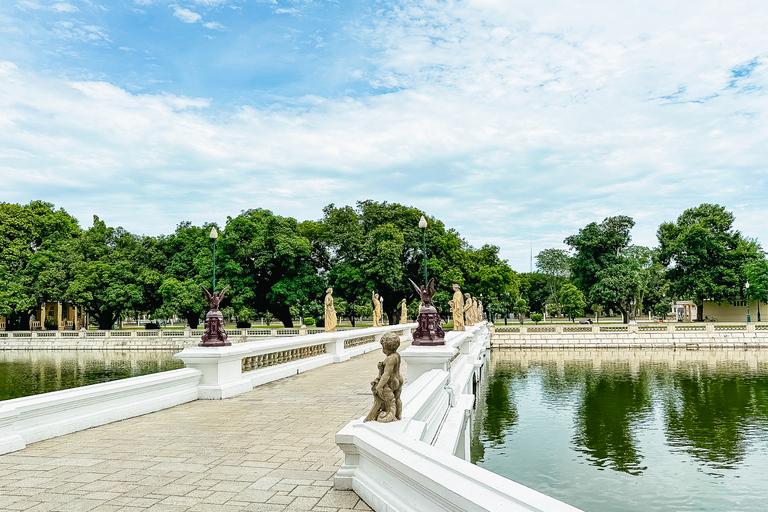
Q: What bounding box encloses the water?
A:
[0,350,184,401]
[471,349,768,512]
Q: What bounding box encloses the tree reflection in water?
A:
[573,364,652,475]
[470,361,522,463]
[664,362,768,470]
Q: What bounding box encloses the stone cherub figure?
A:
[365,332,403,423]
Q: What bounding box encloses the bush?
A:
[236,321,251,328]
[531,313,543,324]
[145,322,160,330]
[316,318,325,328]
[303,317,315,326]
[44,317,58,330]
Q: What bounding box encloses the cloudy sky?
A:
[1,0,767,271]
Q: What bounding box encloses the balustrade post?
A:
[747,323,756,333]
[325,334,350,363]
[520,325,527,335]
[706,323,715,334]
[667,324,676,334]
[555,325,563,334]
[592,324,599,333]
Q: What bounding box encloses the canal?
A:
[0,350,184,401]
[472,348,768,512]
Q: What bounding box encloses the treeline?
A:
[522,204,768,323]
[0,200,520,329]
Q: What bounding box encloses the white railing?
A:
[0,368,202,456]
[175,324,416,399]
[493,322,764,334]
[334,322,583,511]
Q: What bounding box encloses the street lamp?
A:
[480,293,483,322]
[210,227,218,292]
[418,215,428,285]
[505,291,509,325]
[746,281,751,323]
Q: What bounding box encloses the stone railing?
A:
[493,322,768,348]
[0,368,202,456]
[0,326,352,350]
[175,324,416,399]
[333,322,582,511]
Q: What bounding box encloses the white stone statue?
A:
[324,287,337,332]
[478,301,484,323]
[372,291,383,327]
[400,298,408,324]
[450,283,465,331]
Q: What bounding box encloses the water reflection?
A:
[573,367,651,475]
[663,363,768,470]
[0,350,184,401]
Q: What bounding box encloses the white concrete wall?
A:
[492,323,768,348]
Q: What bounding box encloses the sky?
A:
[1,0,767,272]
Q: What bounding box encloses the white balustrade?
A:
[175,324,415,399]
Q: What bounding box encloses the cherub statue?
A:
[365,332,403,423]
[408,277,436,307]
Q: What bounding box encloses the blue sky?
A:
[1,0,767,271]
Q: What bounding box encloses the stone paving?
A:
[0,344,409,512]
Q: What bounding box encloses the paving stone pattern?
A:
[0,344,410,511]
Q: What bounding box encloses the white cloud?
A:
[3,1,768,269]
[51,2,79,13]
[172,6,202,23]
[203,21,224,30]
[52,20,111,44]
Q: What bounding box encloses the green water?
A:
[471,349,768,512]
[0,350,184,401]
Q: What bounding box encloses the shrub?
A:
[44,317,58,330]
[236,321,251,328]
[303,317,315,326]
[145,322,160,330]
[531,313,543,324]
[316,318,325,328]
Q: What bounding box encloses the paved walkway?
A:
[0,345,409,512]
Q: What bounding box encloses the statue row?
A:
[448,283,483,331]
[323,289,407,332]
[324,285,483,332]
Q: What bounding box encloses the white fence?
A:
[0,326,344,350]
[493,322,768,348]
[334,322,583,512]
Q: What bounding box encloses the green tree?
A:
[512,298,529,325]
[63,217,143,329]
[658,204,762,318]
[535,248,571,315]
[222,208,323,327]
[745,257,768,321]
[0,201,80,328]
[560,283,586,322]
[566,216,639,323]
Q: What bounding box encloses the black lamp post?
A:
[505,291,509,325]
